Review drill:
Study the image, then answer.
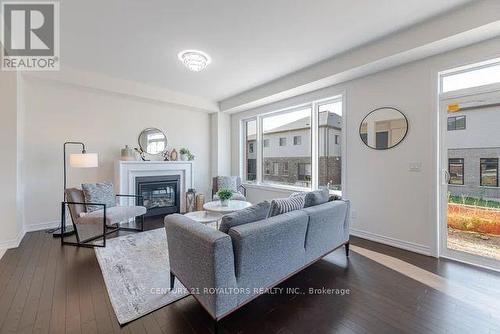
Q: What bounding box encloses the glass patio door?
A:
[439,92,500,271]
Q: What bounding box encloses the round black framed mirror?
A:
[359,107,408,150]
[138,128,168,155]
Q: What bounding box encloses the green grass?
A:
[449,195,500,209]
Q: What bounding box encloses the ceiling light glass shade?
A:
[178,50,211,72]
[70,153,98,168]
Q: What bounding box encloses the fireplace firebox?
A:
[135,175,180,217]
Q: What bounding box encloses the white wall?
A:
[210,112,232,177]
[0,71,23,248]
[231,36,500,256]
[21,77,212,229]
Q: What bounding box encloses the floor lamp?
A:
[52,141,98,237]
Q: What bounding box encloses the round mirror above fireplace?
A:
[138,128,168,155]
[359,107,408,150]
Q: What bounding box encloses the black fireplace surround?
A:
[135,175,180,217]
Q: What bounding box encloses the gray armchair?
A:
[61,188,146,247]
[212,176,247,201]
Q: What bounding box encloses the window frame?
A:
[480,158,499,187]
[440,57,500,95]
[447,115,466,131]
[293,135,302,145]
[279,137,287,146]
[448,158,464,185]
[240,94,345,194]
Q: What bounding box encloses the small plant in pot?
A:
[217,188,233,207]
[179,148,195,161]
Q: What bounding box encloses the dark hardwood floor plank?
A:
[49,239,68,334]
[65,246,82,334]
[0,233,34,301]
[17,232,53,334]
[88,250,114,334]
[33,230,64,334]
[0,232,44,333]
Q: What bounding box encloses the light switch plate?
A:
[409,162,422,172]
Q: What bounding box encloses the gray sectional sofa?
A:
[164,199,350,321]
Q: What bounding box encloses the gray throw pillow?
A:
[82,182,116,212]
[268,195,305,217]
[304,187,329,208]
[219,201,270,233]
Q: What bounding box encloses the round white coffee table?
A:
[203,200,252,214]
[184,211,223,228]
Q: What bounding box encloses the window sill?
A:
[243,182,343,197]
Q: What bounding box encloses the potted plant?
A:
[179,148,192,161]
[217,188,233,207]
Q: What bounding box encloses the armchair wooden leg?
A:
[345,242,350,257]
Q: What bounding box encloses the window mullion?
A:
[311,102,319,190]
[256,116,263,184]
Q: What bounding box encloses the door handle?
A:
[443,170,450,184]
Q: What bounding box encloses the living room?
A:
[1,0,500,333]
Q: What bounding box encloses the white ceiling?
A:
[61,0,473,102]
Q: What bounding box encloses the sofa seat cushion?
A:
[213,192,246,201]
[77,205,146,226]
[219,201,270,233]
[304,187,329,208]
[82,182,116,212]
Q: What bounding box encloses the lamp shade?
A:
[69,153,98,168]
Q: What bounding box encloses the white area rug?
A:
[95,228,189,324]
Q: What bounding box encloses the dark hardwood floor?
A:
[1,218,499,334]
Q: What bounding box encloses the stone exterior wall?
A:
[318,156,341,189]
[448,147,500,201]
[263,157,311,187]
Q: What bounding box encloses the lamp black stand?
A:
[50,142,87,238]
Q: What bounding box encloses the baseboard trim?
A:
[1,221,69,251]
[24,221,61,232]
[350,228,431,256]
[0,229,26,250]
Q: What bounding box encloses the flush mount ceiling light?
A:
[178,50,211,72]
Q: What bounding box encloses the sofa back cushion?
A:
[302,200,350,262]
[228,210,308,302]
[268,195,305,217]
[304,187,329,208]
[219,201,270,234]
[82,182,116,212]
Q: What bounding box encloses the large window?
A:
[244,120,257,182]
[318,99,343,191]
[262,106,312,187]
[448,158,464,185]
[480,158,499,187]
[242,96,343,192]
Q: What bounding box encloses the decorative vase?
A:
[186,188,196,213]
[195,193,205,211]
[220,199,229,207]
[180,153,188,161]
[121,145,136,161]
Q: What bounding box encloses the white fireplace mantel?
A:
[114,161,194,213]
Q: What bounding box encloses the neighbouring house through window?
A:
[480,158,499,187]
[242,95,342,191]
[448,158,464,185]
